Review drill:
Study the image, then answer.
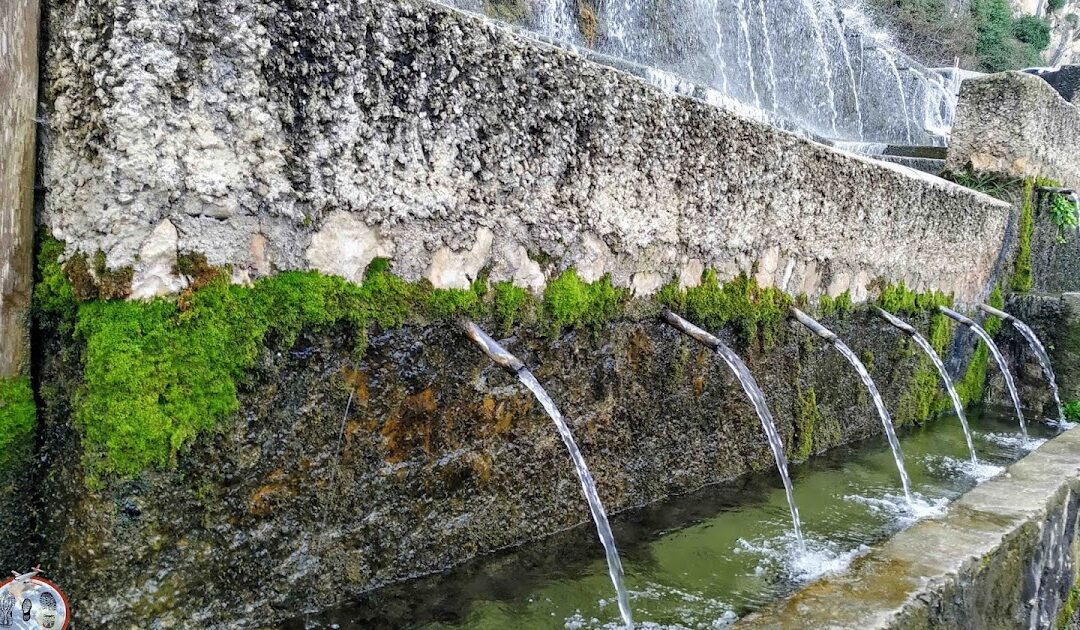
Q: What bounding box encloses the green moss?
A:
[793,388,821,461]
[493,281,531,335]
[659,270,793,348]
[984,284,1005,336]
[876,281,953,316]
[1064,400,1080,422]
[1013,178,1035,292]
[34,233,78,328]
[0,377,36,472]
[818,291,854,317]
[895,357,945,427]
[543,269,626,333]
[1058,584,1080,629]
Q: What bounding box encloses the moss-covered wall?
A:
[17,230,1019,627]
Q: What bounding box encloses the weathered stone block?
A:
[948,71,1080,191]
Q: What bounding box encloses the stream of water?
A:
[1011,319,1065,423]
[289,407,1056,629]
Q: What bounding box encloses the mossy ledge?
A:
[36,234,997,480]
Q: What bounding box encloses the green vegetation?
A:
[954,285,1005,406]
[657,270,793,348]
[973,0,1049,71]
[0,377,36,471]
[1013,178,1036,292]
[1064,400,1080,422]
[794,388,822,461]
[868,0,1051,71]
[1049,192,1079,242]
[36,234,636,478]
[543,269,626,334]
[877,280,953,316]
[1049,0,1067,12]
[944,171,1023,200]
[818,292,853,317]
[1058,583,1080,629]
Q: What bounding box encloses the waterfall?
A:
[878,51,913,143]
[662,310,805,549]
[940,307,1027,438]
[823,0,864,138]
[462,321,634,629]
[753,0,779,111]
[876,308,978,465]
[978,304,1065,424]
[735,0,762,108]
[796,0,840,134]
[791,309,913,505]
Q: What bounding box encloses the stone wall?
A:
[0,1,38,378]
[1031,192,1080,294]
[39,0,1010,304]
[742,426,1080,629]
[948,71,1080,191]
[31,308,985,627]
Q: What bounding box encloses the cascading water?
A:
[461,320,634,629]
[875,308,978,465]
[978,304,1066,424]
[791,309,914,505]
[661,310,805,549]
[940,307,1027,438]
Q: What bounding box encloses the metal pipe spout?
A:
[977,303,1015,323]
[661,309,722,350]
[461,319,526,374]
[938,305,977,328]
[790,308,838,342]
[874,307,918,336]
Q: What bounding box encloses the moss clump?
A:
[1012,178,1035,292]
[423,275,488,320]
[793,388,821,461]
[1064,401,1080,423]
[953,285,1004,406]
[493,281,532,335]
[34,233,78,329]
[543,269,626,333]
[0,377,36,472]
[73,262,426,478]
[658,270,793,348]
[876,281,953,316]
[818,291,853,317]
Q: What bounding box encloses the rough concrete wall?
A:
[39,0,1010,304]
[948,71,1080,191]
[0,1,38,377]
[742,427,1080,629]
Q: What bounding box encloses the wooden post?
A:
[0,1,39,379]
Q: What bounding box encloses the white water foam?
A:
[924,455,1004,483]
[844,492,948,525]
[979,432,1047,451]
[735,531,870,585]
[564,584,738,629]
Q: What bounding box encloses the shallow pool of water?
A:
[291,406,1062,629]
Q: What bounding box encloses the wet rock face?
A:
[40,0,1008,302]
[33,312,947,627]
[948,71,1080,191]
[993,294,1080,419]
[1031,193,1080,294]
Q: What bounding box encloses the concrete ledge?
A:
[948,71,1080,190]
[740,427,1080,628]
[41,0,1010,303]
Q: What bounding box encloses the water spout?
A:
[939,307,1027,438]
[978,304,1065,424]
[461,320,634,629]
[875,308,978,464]
[662,310,804,549]
[791,308,913,505]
